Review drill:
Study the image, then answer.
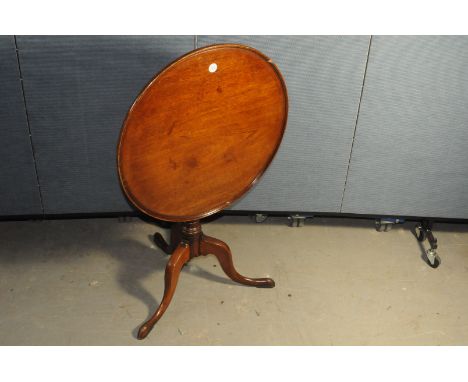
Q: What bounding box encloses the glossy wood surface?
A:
[138,221,275,339]
[137,242,190,339]
[118,44,288,222]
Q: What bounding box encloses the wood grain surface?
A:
[118,44,288,222]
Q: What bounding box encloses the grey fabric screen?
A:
[16,36,195,214]
[4,36,468,219]
[198,36,371,212]
[0,36,42,216]
[341,36,468,219]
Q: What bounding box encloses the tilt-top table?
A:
[117,44,288,339]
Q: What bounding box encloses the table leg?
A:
[201,234,275,288]
[137,242,190,339]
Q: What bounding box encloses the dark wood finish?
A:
[139,220,275,339]
[201,234,275,288]
[118,44,288,222]
[138,241,191,339]
[117,44,287,339]
[153,223,182,255]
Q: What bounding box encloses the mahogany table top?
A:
[118,44,288,222]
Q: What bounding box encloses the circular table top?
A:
[118,44,288,222]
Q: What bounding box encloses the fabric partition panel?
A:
[0,36,43,216]
[342,36,468,219]
[198,35,371,212]
[16,36,195,214]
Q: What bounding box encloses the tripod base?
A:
[138,220,275,340]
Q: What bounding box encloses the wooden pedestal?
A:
[138,221,275,339]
